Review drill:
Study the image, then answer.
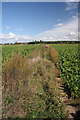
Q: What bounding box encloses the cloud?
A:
[66,0,79,2]
[9,32,15,36]
[72,16,76,18]
[16,28,23,31]
[8,32,16,39]
[65,2,78,11]
[37,16,78,41]
[6,26,10,30]
[1,32,32,43]
[49,37,53,40]
[57,19,62,22]
[54,23,63,27]
[0,16,78,44]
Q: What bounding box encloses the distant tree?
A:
[40,40,42,43]
[14,42,18,45]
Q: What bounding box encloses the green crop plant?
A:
[52,44,80,98]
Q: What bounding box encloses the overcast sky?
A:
[0,1,79,43]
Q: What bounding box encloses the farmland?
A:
[2,44,80,119]
[2,44,36,63]
[52,44,80,98]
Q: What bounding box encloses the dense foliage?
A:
[52,44,80,98]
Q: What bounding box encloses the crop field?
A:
[2,44,80,119]
[52,44,80,98]
[2,44,37,63]
[2,44,80,98]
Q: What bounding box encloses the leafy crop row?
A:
[52,44,80,98]
[2,45,36,63]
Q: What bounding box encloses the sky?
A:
[0,1,79,43]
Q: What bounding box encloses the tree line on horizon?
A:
[2,40,80,45]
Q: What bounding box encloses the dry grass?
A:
[49,46,58,63]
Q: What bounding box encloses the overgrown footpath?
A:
[2,44,80,119]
